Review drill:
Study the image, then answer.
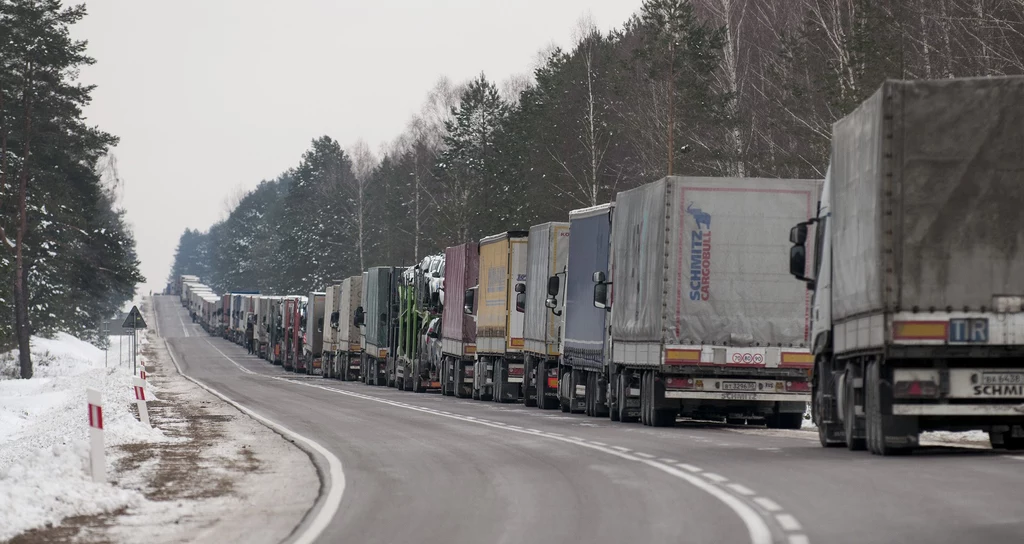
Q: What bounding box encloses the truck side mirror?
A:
[516,292,526,313]
[317,317,324,332]
[593,271,606,283]
[514,283,525,294]
[594,282,610,311]
[330,311,340,329]
[430,291,440,308]
[789,223,808,245]
[464,289,475,315]
[789,245,814,289]
[547,275,560,296]
[353,306,365,327]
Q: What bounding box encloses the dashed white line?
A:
[611,445,631,452]
[634,452,656,459]
[776,514,802,531]
[1010,455,1024,461]
[659,458,677,464]
[788,535,810,544]
[676,463,702,473]
[589,441,607,446]
[570,436,585,441]
[754,497,782,512]
[727,483,756,496]
[703,472,728,483]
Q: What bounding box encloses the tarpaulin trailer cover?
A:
[523,222,569,356]
[610,176,821,347]
[364,267,392,350]
[563,204,613,371]
[339,275,363,348]
[441,242,479,350]
[831,76,1024,321]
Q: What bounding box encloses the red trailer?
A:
[441,242,479,398]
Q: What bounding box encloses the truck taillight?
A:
[893,380,939,399]
[665,377,696,389]
[785,381,810,392]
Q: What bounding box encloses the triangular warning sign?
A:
[122,306,147,329]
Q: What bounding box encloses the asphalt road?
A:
[154,295,1024,544]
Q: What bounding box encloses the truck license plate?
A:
[949,318,989,343]
[722,381,756,392]
[981,372,1024,385]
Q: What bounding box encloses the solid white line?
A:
[611,445,631,452]
[727,483,756,496]
[177,311,190,337]
[703,472,728,483]
[676,463,702,473]
[163,318,344,544]
[788,535,810,544]
[754,497,782,512]
[776,514,802,531]
[281,380,775,544]
[633,452,656,459]
[589,441,607,446]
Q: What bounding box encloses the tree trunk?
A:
[15,85,34,379]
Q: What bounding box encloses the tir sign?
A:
[949,318,989,343]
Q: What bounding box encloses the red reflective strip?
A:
[88,404,104,430]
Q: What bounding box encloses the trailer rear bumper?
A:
[664,391,810,403]
[892,404,1024,416]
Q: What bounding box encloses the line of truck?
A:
[173,77,1024,455]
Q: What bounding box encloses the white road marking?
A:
[757,447,781,452]
[633,452,656,459]
[177,312,190,337]
[754,497,782,512]
[776,514,802,531]
[789,535,810,544]
[589,441,607,446]
[727,483,756,496]
[279,380,777,544]
[676,463,702,473]
[659,458,677,464]
[703,472,728,483]
[166,333,344,544]
[1010,455,1024,461]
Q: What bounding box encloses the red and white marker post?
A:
[133,377,150,427]
[87,388,105,482]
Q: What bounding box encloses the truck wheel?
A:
[559,370,571,412]
[585,372,595,417]
[844,372,866,450]
[618,373,638,423]
[609,373,621,421]
[866,360,911,456]
[640,371,650,426]
[814,360,845,448]
[523,359,537,407]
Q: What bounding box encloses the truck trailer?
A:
[594,175,821,427]
[471,231,529,402]
[337,275,363,381]
[442,242,479,398]
[560,204,614,418]
[788,76,1024,455]
[302,292,325,375]
[323,282,343,378]
[360,267,395,386]
[521,222,570,409]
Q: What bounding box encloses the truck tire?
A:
[617,373,638,423]
[814,360,845,448]
[560,370,571,412]
[570,370,585,414]
[844,371,866,450]
[585,372,595,417]
[640,371,650,426]
[609,372,621,421]
[866,360,911,456]
[523,359,537,407]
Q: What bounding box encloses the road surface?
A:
[154,295,1024,544]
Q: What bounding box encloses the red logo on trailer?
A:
[88,403,104,430]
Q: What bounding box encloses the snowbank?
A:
[0,332,175,541]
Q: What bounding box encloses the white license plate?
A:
[981,372,1024,385]
[722,381,756,392]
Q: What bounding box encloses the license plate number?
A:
[981,372,1024,385]
[949,318,989,343]
[722,381,756,391]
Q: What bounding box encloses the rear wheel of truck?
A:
[844,371,866,450]
[569,370,585,414]
[608,372,621,421]
[559,370,571,412]
[814,360,845,448]
[866,360,912,456]
[584,372,595,417]
[523,359,537,407]
[617,373,637,423]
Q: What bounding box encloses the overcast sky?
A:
[74,0,644,295]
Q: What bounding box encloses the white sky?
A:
[74,0,644,295]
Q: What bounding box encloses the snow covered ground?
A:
[0,332,176,541]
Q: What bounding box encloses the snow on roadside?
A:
[0,333,178,541]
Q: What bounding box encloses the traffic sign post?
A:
[122,306,146,375]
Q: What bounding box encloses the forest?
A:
[0,0,145,372]
[170,0,1024,295]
